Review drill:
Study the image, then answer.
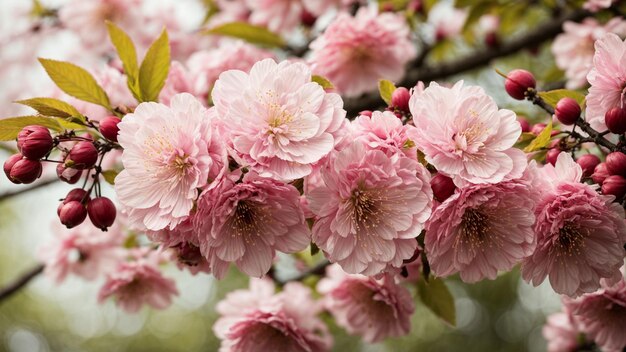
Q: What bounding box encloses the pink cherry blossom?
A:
[317,264,415,343]
[212,58,346,180]
[194,171,310,278]
[309,8,416,97]
[565,279,626,352]
[425,177,536,283]
[351,110,421,160]
[245,0,304,34]
[552,18,626,89]
[428,2,468,41]
[584,0,614,11]
[522,152,626,297]
[409,81,526,185]
[543,308,586,352]
[114,93,227,231]
[158,61,195,106]
[307,141,432,276]
[586,33,626,131]
[214,278,332,352]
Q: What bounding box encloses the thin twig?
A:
[0,264,45,304]
[275,260,330,286]
[0,177,58,203]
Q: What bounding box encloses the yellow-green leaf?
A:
[417,277,456,326]
[378,79,396,106]
[524,121,552,152]
[537,89,586,109]
[38,58,111,110]
[15,97,85,121]
[312,75,334,90]
[0,116,62,141]
[55,118,87,131]
[138,29,171,102]
[514,132,536,150]
[204,22,285,48]
[106,21,140,99]
[101,169,119,185]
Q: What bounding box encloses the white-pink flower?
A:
[586,33,626,131]
[584,0,614,11]
[309,8,416,97]
[351,110,420,160]
[307,141,432,276]
[543,308,585,352]
[425,178,536,283]
[214,278,333,352]
[317,264,415,343]
[521,152,626,297]
[245,0,303,34]
[409,81,526,186]
[114,93,227,231]
[212,58,346,180]
[194,172,310,278]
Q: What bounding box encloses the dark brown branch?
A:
[0,264,44,303]
[0,177,58,203]
[275,260,330,286]
[343,8,591,116]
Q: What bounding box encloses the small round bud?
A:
[99,116,121,142]
[300,9,316,27]
[87,197,116,231]
[576,154,601,177]
[531,123,546,135]
[17,125,49,152]
[605,152,626,176]
[56,163,82,184]
[546,148,560,166]
[601,175,626,199]
[64,188,90,204]
[518,117,530,133]
[592,162,610,185]
[391,87,411,112]
[20,129,53,160]
[554,97,581,126]
[4,154,23,181]
[58,201,87,228]
[504,69,536,100]
[9,159,42,184]
[430,173,456,202]
[604,107,626,134]
[485,32,499,48]
[359,110,373,117]
[66,142,98,170]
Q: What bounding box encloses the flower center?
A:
[231,201,268,240]
[349,187,389,232]
[457,208,491,250]
[555,222,586,257]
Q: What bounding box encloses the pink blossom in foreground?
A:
[212,59,346,180]
[522,152,626,297]
[565,279,626,352]
[98,251,178,313]
[409,81,526,186]
[425,178,536,283]
[115,93,227,231]
[214,279,332,352]
[351,110,421,161]
[307,141,432,276]
[552,18,626,89]
[309,8,416,97]
[194,172,310,278]
[543,308,585,352]
[317,264,414,343]
[586,33,626,131]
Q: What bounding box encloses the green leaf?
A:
[462,2,493,32]
[15,97,85,121]
[138,29,171,102]
[417,277,456,326]
[0,116,62,141]
[38,58,112,110]
[106,21,140,100]
[378,79,396,106]
[537,89,586,109]
[55,118,87,131]
[312,75,334,90]
[204,22,285,48]
[514,132,537,150]
[524,121,552,152]
[101,170,119,185]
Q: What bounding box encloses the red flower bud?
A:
[64,188,90,204]
[605,107,626,135]
[531,123,546,135]
[66,142,98,170]
[391,87,411,112]
[359,110,373,117]
[99,116,121,142]
[3,154,22,181]
[9,159,42,184]
[17,125,49,152]
[605,152,626,176]
[504,69,536,100]
[592,162,610,185]
[430,173,456,202]
[300,9,316,27]
[518,117,530,133]
[87,197,116,231]
[554,97,581,126]
[485,32,499,48]
[58,201,87,228]
[601,175,626,199]
[56,163,82,184]
[576,154,601,177]
[546,148,560,166]
[20,129,53,160]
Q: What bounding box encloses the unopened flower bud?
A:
[359,110,373,117]
[56,163,82,184]
[300,9,316,27]
[391,87,411,112]
[546,148,560,166]
[554,97,581,126]
[485,32,499,48]
[531,123,546,135]
[504,69,536,100]
[20,129,53,160]
[605,107,626,134]
[58,200,87,228]
[576,154,600,177]
[17,125,49,152]
[4,154,22,181]
[99,116,121,142]
[9,159,42,184]
[518,117,530,132]
[430,173,456,202]
[592,162,610,185]
[66,142,98,170]
[64,188,90,204]
[87,197,116,231]
[601,175,626,199]
[605,152,626,176]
